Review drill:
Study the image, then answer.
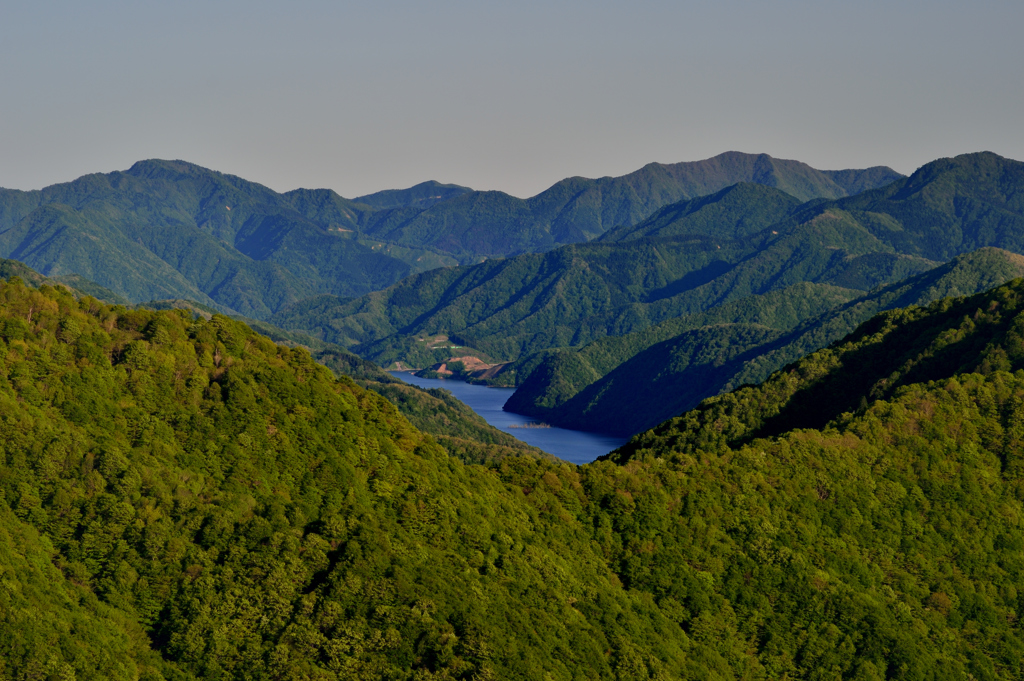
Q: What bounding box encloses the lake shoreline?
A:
[389,371,628,465]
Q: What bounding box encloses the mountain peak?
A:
[354,180,474,210]
[125,158,211,179]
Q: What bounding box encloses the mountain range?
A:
[348,152,903,260]
[276,153,1019,362]
[0,153,901,321]
[8,145,1024,679]
[4,148,1023,444]
[501,151,1024,432]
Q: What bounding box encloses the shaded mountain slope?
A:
[598,182,803,243]
[616,272,1024,461]
[510,248,1024,435]
[501,281,864,412]
[728,247,1024,390]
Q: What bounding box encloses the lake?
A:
[390,372,629,465]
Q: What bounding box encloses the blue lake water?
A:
[390,372,628,465]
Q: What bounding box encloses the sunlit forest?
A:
[2,268,1024,678]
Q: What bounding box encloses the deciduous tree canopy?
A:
[2,272,1024,678]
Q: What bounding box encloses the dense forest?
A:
[3,259,1024,677]
[0,276,666,679]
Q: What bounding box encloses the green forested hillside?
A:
[592,277,1024,677]
[0,160,413,318]
[352,152,902,260]
[508,248,1024,435]
[0,153,898,321]
[0,500,167,679]
[138,302,548,466]
[275,153,1024,415]
[4,267,1024,678]
[271,194,940,365]
[597,182,803,243]
[0,277,690,678]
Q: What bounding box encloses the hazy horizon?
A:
[0,149,984,200]
[3,0,1022,198]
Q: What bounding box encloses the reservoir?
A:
[390,372,629,465]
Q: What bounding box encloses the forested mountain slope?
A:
[616,272,1024,461]
[0,160,415,318]
[0,153,898,322]
[352,152,902,260]
[587,277,1024,678]
[276,152,1024,378]
[507,248,1024,435]
[0,277,689,678]
[135,297,548,465]
[597,182,804,243]
[4,270,1024,678]
[273,223,935,368]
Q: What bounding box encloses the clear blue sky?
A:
[2,0,1022,197]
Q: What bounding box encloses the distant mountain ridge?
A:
[353,152,904,259]
[272,152,1024,417]
[353,180,474,209]
[493,152,1024,433]
[0,153,903,320]
[0,159,412,319]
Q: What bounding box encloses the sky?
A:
[2,0,1022,198]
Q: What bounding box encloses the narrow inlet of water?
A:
[389,372,628,465]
